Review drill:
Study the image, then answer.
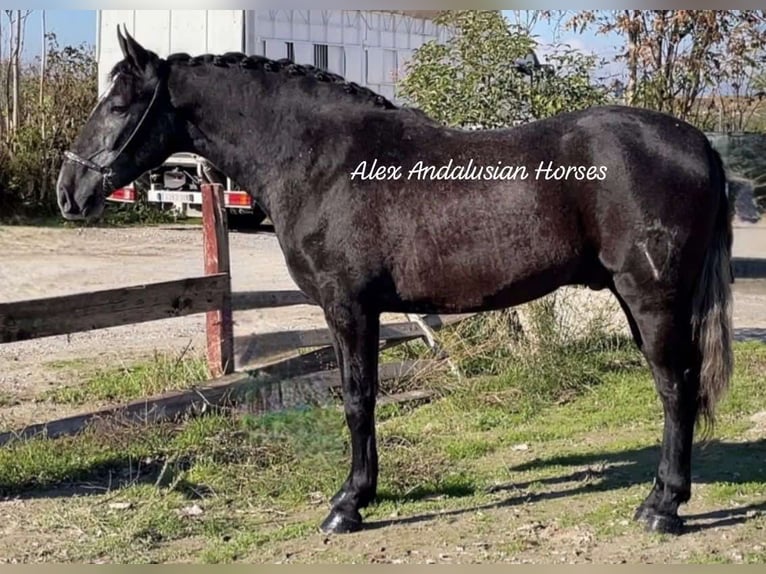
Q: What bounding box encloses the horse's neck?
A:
[170,67,323,221]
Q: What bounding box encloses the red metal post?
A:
[202,183,234,377]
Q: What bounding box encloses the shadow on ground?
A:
[0,454,212,502]
[735,328,766,342]
[368,438,766,534]
[2,438,763,537]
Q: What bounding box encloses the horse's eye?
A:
[110,104,129,115]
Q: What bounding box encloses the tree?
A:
[397,10,609,129]
[564,10,766,129]
[504,9,552,34]
[40,10,46,139]
[11,10,21,136]
[3,10,31,144]
[4,11,15,137]
[0,32,97,214]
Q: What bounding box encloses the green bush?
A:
[0,35,96,217]
[398,10,610,128]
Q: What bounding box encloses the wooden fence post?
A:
[202,183,234,377]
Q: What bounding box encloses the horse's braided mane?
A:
[161,51,398,110]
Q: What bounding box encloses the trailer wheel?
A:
[228,205,267,231]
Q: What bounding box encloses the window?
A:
[261,40,266,56]
[286,42,295,62]
[314,44,329,70]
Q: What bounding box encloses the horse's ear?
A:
[117,25,128,59]
[120,24,153,73]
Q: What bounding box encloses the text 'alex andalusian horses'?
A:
[58,28,734,536]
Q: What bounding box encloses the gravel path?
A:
[0,221,764,428]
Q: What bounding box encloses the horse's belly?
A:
[389,241,582,313]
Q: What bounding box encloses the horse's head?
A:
[57,27,182,220]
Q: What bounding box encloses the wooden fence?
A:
[0,184,469,445]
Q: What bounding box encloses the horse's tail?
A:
[692,145,734,433]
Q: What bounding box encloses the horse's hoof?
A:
[633,504,651,522]
[636,509,684,535]
[320,509,363,534]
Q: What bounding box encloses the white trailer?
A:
[98,10,451,225]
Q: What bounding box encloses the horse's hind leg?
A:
[319,300,381,534]
[613,276,700,534]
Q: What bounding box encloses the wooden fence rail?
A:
[231,290,313,310]
[234,313,473,369]
[0,274,229,344]
[732,257,766,280]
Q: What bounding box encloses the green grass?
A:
[44,351,209,405]
[705,481,766,505]
[0,309,764,562]
[0,390,19,407]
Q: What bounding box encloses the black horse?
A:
[57,29,734,536]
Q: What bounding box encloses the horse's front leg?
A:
[320,301,381,534]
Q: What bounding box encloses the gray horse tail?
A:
[692,145,734,433]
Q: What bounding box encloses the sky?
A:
[6,10,95,57]
[507,11,625,82]
[7,9,623,80]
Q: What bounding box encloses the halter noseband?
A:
[63,76,163,189]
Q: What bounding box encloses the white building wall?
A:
[97,10,244,94]
[98,10,451,102]
[246,10,451,103]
